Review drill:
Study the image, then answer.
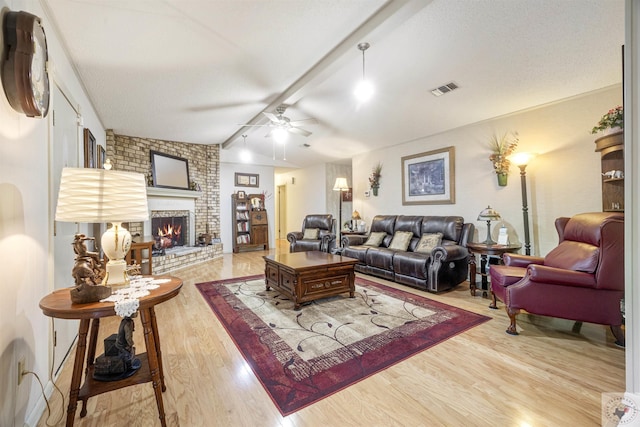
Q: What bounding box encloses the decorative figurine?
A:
[69,233,111,304]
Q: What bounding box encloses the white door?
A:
[51,85,80,374]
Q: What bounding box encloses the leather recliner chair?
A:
[489,212,624,346]
[287,214,336,253]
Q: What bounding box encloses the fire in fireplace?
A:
[152,216,186,249]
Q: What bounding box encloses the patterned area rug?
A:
[196,275,490,415]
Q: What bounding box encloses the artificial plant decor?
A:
[591,105,623,134]
[488,132,519,186]
[369,162,382,196]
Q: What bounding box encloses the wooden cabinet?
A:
[250,210,268,248]
[232,193,269,253]
[595,130,624,212]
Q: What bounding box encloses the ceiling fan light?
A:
[354,79,374,102]
[273,127,288,143]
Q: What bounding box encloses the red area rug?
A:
[196,275,490,415]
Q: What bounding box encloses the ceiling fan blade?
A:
[288,127,312,137]
[289,118,318,127]
[237,123,269,127]
[262,112,279,123]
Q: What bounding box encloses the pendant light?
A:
[354,42,374,102]
[240,134,252,163]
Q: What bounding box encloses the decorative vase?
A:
[372,186,379,196]
[497,173,508,187]
[603,126,623,136]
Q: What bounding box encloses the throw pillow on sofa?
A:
[303,228,320,240]
[363,231,386,247]
[389,231,413,251]
[415,232,443,254]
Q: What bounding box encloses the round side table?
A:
[39,276,182,427]
[466,242,522,297]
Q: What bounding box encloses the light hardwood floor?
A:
[38,240,625,426]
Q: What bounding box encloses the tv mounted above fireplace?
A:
[150,150,190,190]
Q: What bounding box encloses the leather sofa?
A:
[341,215,473,292]
[489,212,624,345]
[287,214,337,253]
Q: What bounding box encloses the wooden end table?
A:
[467,242,522,297]
[264,251,358,309]
[39,276,182,427]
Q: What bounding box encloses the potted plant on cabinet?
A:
[591,105,623,135]
[488,132,519,186]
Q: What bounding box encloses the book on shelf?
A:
[236,234,251,244]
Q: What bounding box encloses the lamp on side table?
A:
[477,205,501,245]
[55,166,149,302]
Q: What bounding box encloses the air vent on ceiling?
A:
[431,82,459,97]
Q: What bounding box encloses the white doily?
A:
[100,277,171,318]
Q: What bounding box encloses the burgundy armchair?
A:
[489,212,624,346]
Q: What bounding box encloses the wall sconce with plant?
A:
[591,105,623,135]
[369,162,382,196]
[488,132,519,186]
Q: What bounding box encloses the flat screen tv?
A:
[150,150,190,190]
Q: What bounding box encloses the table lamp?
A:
[477,205,501,245]
[56,167,149,301]
[351,210,361,231]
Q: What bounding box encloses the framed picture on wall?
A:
[342,187,353,202]
[83,128,96,168]
[150,150,191,190]
[401,146,455,205]
[235,172,259,187]
[97,145,106,169]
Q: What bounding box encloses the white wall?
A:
[0,1,105,425]
[220,162,275,253]
[351,86,621,256]
[276,163,329,237]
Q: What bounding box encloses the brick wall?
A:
[106,130,221,239]
[106,130,223,273]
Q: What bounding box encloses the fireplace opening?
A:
[152,216,186,249]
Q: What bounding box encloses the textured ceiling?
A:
[43,0,625,169]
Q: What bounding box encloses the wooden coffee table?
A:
[264,251,358,309]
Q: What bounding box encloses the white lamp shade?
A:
[333,177,349,191]
[55,168,149,223]
[508,152,537,167]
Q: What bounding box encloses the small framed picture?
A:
[235,172,259,187]
[237,190,246,199]
[97,145,106,169]
[83,128,96,168]
[342,187,353,202]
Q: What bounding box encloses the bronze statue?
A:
[69,233,111,304]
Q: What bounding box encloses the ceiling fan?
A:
[239,104,317,138]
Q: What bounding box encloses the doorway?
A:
[51,84,80,375]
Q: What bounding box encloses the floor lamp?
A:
[509,153,536,255]
[333,177,349,241]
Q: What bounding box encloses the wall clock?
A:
[1,11,50,118]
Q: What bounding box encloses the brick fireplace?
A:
[106,130,223,273]
[152,211,189,248]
